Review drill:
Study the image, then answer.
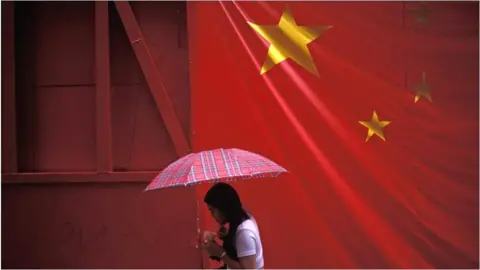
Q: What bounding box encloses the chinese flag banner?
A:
[188,1,478,268]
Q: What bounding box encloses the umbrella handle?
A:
[196,200,207,269]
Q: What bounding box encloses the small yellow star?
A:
[247,6,331,76]
[359,111,391,142]
[408,2,431,25]
[413,71,433,103]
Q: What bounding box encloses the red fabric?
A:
[188,1,479,268]
[146,148,287,190]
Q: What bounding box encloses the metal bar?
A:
[1,1,18,173]
[195,186,210,269]
[1,171,159,184]
[15,2,36,172]
[95,1,113,173]
[114,1,190,157]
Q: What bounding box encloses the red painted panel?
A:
[34,1,95,85]
[15,2,36,172]
[34,2,95,86]
[1,184,201,268]
[1,1,17,173]
[110,1,144,86]
[3,1,198,269]
[112,85,177,171]
[15,2,97,172]
[110,1,191,170]
[129,1,191,136]
[12,1,191,174]
[31,2,97,171]
[34,86,96,171]
[109,2,176,171]
[114,1,190,157]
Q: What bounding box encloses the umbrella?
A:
[145,148,287,191]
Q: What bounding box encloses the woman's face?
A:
[207,204,226,225]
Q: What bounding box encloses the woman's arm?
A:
[221,253,255,269]
[221,253,242,269]
[238,255,256,269]
[234,229,258,269]
[204,240,243,269]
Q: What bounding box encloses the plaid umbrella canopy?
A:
[145,148,287,191]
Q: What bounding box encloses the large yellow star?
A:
[413,71,433,103]
[247,7,331,76]
[359,111,391,142]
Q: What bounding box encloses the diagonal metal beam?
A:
[95,1,113,173]
[114,1,190,157]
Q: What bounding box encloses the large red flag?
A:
[188,1,478,268]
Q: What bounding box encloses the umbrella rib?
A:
[183,156,198,186]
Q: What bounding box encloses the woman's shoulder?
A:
[237,217,259,232]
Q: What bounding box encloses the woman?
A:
[202,182,264,269]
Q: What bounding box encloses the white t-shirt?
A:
[234,218,264,269]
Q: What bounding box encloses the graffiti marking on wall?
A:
[60,222,108,250]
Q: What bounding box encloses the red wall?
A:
[2,184,199,268]
[2,2,200,268]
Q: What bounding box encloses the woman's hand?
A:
[203,239,225,258]
[217,226,228,239]
[203,230,216,242]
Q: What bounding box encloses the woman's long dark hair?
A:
[204,182,250,262]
